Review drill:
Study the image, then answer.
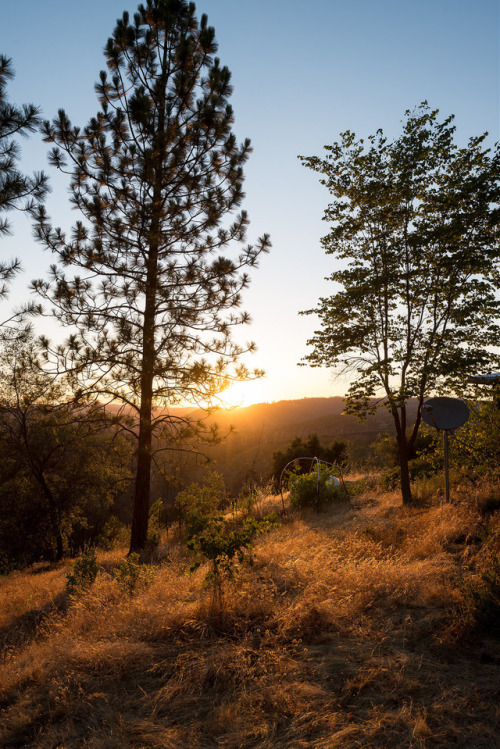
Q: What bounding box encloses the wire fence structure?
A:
[278,456,349,512]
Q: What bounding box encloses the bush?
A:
[66,550,99,594]
[187,514,277,610]
[289,465,343,511]
[453,401,500,477]
[113,553,157,595]
[176,472,226,535]
[380,456,437,491]
[97,516,126,550]
[371,428,438,470]
[272,433,348,487]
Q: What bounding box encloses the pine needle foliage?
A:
[33,0,270,551]
[0,55,48,299]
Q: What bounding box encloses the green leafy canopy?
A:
[299,104,500,416]
[299,103,500,503]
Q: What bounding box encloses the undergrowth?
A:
[0,486,499,748]
[448,523,500,641]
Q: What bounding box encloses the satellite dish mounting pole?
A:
[443,430,450,503]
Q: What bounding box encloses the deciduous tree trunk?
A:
[398,447,413,505]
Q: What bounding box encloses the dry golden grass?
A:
[1,488,499,748]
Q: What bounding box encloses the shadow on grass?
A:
[0,590,67,657]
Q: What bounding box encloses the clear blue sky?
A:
[1,0,498,404]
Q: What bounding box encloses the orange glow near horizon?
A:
[218,378,272,409]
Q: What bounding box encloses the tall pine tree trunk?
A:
[129,70,165,553]
[129,274,157,552]
[130,376,153,552]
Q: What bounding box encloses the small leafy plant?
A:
[113,553,157,595]
[66,550,99,594]
[177,472,227,535]
[97,516,126,550]
[187,514,277,611]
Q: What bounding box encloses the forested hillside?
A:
[160,397,414,494]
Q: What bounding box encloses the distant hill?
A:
[162,397,416,495]
[106,396,417,499]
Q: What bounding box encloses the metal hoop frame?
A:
[279,456,348,512]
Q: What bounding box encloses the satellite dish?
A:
[421,397,469,431]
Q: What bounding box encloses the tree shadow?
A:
[0,590,67,657]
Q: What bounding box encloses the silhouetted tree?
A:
[0,56,48,299]
[33,0,269,551]
[300,104,500,504]
[271,433,348,484]
[0,330,131,565]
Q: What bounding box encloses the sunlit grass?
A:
[0,485,498,747]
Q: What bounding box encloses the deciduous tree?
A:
[0,330,131,565]
[299,104,500,504]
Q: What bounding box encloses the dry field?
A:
[1,486,499,748]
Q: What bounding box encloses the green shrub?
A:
[371,428,438,470]
[187,514,277,610]
[176,472,226,534]
[271,433,348,486]
[66,550,99,594]
[452,401,500,477]
[113,553,157,595]
[379,465,401,491]
[97,516,126,550]
[380,456,437,491]
[289,465,343,511]
[235,489,257,516]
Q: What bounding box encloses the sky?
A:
[1,0,499,406]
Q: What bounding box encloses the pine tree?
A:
[33,0,270,550]
[0,56,48,298]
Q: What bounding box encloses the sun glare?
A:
[220,379,269,409]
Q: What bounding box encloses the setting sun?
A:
[219,378,270,409]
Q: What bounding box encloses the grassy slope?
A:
[0,489,499,748]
